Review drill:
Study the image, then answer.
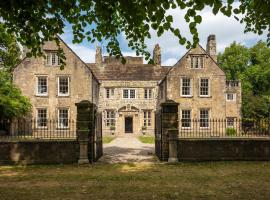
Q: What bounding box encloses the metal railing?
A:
[179,118,270,138]
[0,119,77,140]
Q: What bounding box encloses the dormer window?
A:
[191,56,204,69]
[46,52,60,66]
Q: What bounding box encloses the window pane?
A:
[52,53,56,65]
[181,78,191,96]
[130,89,135,98]
[58,77,69,95]
[200,78,209,96]
[58,109,69,128]
[106,88,110,98]
[144,89,148,99]
[123,89,129,98]
[191,56,204,68]
[200,109,209,128]
[37,109,47,127]
[105,110,115,126]
[38,77,47,95]
[182,110,191,128]
[227,93,235,100]
[143,110,151,127]
[46,53,51,65]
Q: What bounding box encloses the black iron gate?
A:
[88,106,103,162]
[155,110,163,160]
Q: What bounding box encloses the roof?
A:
[86,63,172,81]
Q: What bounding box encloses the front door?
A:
[125,117,133,133]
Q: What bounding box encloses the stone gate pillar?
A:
[75,100,95,165]
[161,100,179,161]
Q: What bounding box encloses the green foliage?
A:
[0,71,32,119]
[225,128,236,136]
[0,0,269,64]
[138,136,155,144]
[0,27,31,119]
[218,41,270,119]
[218,42,250,80]
[0,24,21,73]
[103,136,115,144]
[142,126,147,130]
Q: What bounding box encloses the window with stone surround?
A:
[181,109,191,128]
[36,108,47,128]
[58,76,69,96]
[105,110,115,127]
[181,78,192,97]
[226,93,236,101]
[37,76,48,96]
[46,52,60,66]
[106,88,114,98]
[144,88,152,99]
[143,110,151,127]
[200,109,210,128]
[200,78,210,97]
[122,89,136,99]
[58,108,69,128]
[191,55,204,69]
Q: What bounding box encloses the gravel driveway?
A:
[98,136,155,163]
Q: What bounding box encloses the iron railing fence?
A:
[0,119,77,140]
[179,118,270,138]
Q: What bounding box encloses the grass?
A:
[103,136,116,144]
[138,136,155,144]
[0,162,269,199]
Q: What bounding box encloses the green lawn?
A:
[103,136,116,144]
[138,136,155,144]
[0,162,269,199]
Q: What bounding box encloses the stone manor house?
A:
[13,35,241,136]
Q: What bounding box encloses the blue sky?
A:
[60,5,266,66]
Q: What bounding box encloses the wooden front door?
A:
[125,117,133,133]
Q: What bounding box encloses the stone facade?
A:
[13,37,99,125]
[88,52,169,136]
[13,34,241,136]
[158,35,242,132]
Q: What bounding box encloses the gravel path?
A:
[98,136,155,163]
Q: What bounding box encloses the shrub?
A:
[226,128,236,136]
[142,126,147,130]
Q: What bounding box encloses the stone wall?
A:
[0,140,79,164]
[177,138,270,161]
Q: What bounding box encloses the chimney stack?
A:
[153,44,161,66]
[206,34,217,62]
[95,46,102,66]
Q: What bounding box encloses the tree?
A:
[217,42,250,80]
[218,40,270,119]
[0,0,269,65]
[0,24,21,73]
[0,27,31,120]
[0,71,32,120]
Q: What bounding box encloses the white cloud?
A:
[162,58,178,66]
[144,4,266,65]
[67,43,96,63]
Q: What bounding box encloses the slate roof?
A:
[86,63,171,81]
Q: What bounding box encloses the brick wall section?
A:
[178,139,270,161]
[0,140,79,164]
